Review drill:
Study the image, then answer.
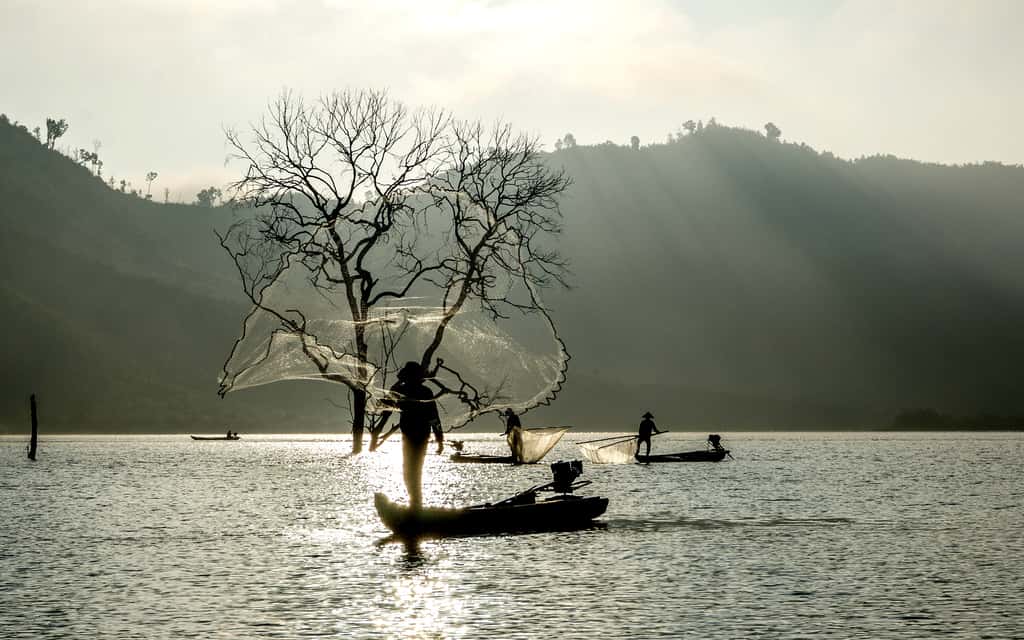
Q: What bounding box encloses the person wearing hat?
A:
[375,361,444,510]
[635,411,662,458]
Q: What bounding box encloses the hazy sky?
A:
[3,0,1021,198]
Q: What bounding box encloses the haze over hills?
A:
[2,116,1023,433]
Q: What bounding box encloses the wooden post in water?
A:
[28,394,38,461]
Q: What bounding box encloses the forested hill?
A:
[0,119,333,432]
[544,126,1024,427]
[2,116,1023,432]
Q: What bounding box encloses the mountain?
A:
[2,116,1023,432]
[536,128,1024,427]
[0,118,341,432]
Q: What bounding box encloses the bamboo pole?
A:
[577,433,634,445]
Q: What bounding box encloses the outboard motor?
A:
[550,460,584,493]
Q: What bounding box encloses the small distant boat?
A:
[582,433,731,464]
[450,452,515,464]
[190,435,241,441]
[376,460,608,538]
[449,426,569,465]
[635,434,730,463]
[635,449,727,463]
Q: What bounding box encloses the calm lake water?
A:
[1,432,1021,639]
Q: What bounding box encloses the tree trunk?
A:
[369,424,381,451]
[351,388,366,454]
[28,394,38,461]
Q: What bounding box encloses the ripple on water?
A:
[0,432,1022,639]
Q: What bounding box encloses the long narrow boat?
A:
[635,449,727,463]
[448,426,569,465]
[449,452,515,464]
[190,435,241,441]
[375,492,608,538]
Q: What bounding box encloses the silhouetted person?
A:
[502,408,521,435]
[635,411,661,457]
[502,408,524,463]
[376,361,444,510]
[708,434,724,452]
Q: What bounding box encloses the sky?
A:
[2,0,1022,199]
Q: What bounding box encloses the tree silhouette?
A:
[764,122,782,141]
[218,89,572,453]
[195,186,221,207]
[562,132,577,149]
[145,171,158,199]
[630,135,640,151]
[45,118,68,150]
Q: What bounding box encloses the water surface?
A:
[1,432,1021,638]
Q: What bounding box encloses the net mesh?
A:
[508,427,568,464]
[218,249,569,428]
[580,437,637,464]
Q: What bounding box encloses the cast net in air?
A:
[217,195,570,430]
[580,436,637,464]
[508,427,569,464]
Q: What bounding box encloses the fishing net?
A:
[217,194,570,430]
[580,437,637,464]
[508,427,568,464]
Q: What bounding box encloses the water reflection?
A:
[0,432,1022,639]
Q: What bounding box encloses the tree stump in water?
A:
[28,394,38,461]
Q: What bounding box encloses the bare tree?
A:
[217,89,572,453]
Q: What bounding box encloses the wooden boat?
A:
[449,452,515,464]
[375,492,608,538]
[635,449,728,463]
[190,435,241,441]
[448,426,569,464]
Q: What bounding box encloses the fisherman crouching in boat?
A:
[375,361,444,510]
[635,411,662,458]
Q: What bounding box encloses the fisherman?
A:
[502,408,522,435]
[635,411,662,458]
[503,408,524,463]
[708,434,724,452]
[375,361,444,510]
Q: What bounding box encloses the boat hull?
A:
[449,453,515,464]
[375,492,609,538]
[635,449,727,463]
[190,436,241,441]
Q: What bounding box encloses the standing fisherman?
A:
[376,361,444,510]
[502,408,524,463]
[635,411,662,458]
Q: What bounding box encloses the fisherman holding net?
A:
[502,408,525,463]
[635,411,662,458]
[375,361,444,510]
